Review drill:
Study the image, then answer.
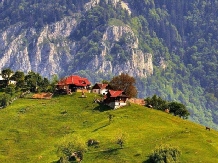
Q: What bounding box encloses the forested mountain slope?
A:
[0,0,218,129]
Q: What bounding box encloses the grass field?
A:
[0,92,218,163]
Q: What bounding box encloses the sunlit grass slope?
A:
[0,92,218,163]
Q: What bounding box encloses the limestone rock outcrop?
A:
[0,0,154,79]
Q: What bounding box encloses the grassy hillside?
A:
[0,92,218,163]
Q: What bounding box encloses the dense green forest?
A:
[0,0,218,129]
[128,0,218,128]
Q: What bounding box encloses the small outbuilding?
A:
[92,83,111,95]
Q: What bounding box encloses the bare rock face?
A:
[0,0,154,79]
[0,17,78,78]
[86,25,153,78]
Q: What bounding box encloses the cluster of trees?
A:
[0,68,58,107]
[0,68,58,92]
[145,95,190,119]
[149,144,181,163]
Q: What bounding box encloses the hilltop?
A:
[0,92,218,163]
[1,0,218,131]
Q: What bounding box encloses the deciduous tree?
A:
[1,68,14,86]
[145,95,168,110]
[109,73,137,98]
[25,71,43,92]
[5,84,16,97]
[10,71,25,90]
[168,101,190,119]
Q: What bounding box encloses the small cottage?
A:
[92,83,111,95]
[56,75,91,94]
[104,90,128,109]
[0,75,16,86]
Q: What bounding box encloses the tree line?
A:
[0,68,58,92]
[0,68,58,107]
[145,95,190,119]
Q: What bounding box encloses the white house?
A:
[92,83,111,95]
[0,75,16,85]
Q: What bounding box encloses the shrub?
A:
[149,144,181,163]
[5,84,16,97]
[0,93,10,107]
[114,129,128,148]
[87,139,100,147]
[56,134,86,163]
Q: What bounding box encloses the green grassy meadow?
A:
[0,92,218,163]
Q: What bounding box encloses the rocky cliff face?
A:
[0,16,78,78]
[0,0,154,79]
[86,25,153,77]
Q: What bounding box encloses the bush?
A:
[149,144,181,163]
[5,84,16,97]
[0,94,10,107]
[87,139,100,147]
[114,129,128,148]
[56,134,86,163]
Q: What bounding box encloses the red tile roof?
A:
[109,90,124,97]
[57,75,91,87]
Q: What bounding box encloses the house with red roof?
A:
[104,90,128,109]
[56,75,91,94]
[92,83,111,95]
